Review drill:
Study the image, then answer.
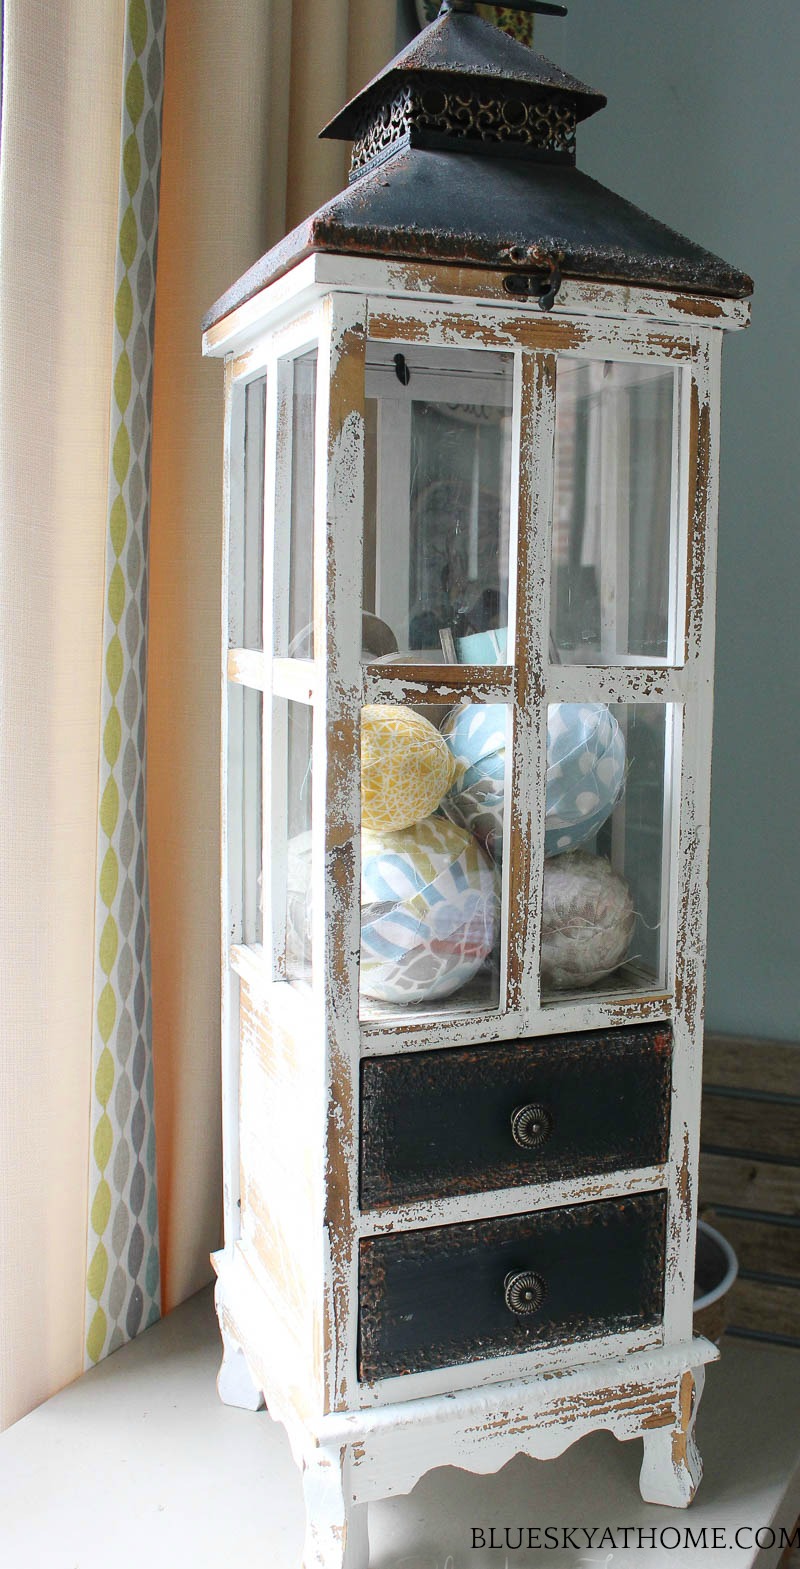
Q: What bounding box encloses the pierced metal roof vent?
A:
[320,2,606,179]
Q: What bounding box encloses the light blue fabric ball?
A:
[441,702,626,860]
[545,704,627,855]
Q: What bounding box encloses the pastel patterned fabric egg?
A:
[545,704,626,856]
[441,702,626,861]
[439,704,508,863]
[284,818,500,1006]
[540,849,635,991]
[360,815,499,1005]
[361,705,456,833]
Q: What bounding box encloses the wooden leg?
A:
[302,1446,369,1569]
[216,1327,266,1412]
[640,1368,704,1508]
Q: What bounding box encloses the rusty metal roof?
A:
[203,5,752,331]
[203,148,753,329]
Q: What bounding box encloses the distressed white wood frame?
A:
[206,261,746,1562]
[202,253,750,361]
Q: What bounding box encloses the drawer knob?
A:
[504,1270,547,1316]
[511,1102,553,1150]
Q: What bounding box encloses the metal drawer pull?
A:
[511,1102,553,1150]
[504,1270,547,1316]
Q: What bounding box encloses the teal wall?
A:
[533,1,799,1041]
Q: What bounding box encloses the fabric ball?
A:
[540,850,635,991]
[545,704,626,856]
[361,815,499,1005]
[441,701,626,862]
[361,705,456,833]
[284,818,500,1006]
[439,704,508,863]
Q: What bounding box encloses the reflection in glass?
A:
[540,703,673,1000]
[280,699,314,983]
[363,345,513,665]
[552,359,679,664]
[358,701,506,1019]
[240,375,265,650]
[236,685,262,947]
[284,350,317,658]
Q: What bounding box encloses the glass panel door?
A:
[551,359,682,665]
[363,344,513,666]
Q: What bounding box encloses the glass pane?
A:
[281,699,314,983]
[551,359,680,664]
[237,374,265,650]
[364,345,513,666]
[283,349,317,658]
[358,701,506,1019]
[234,685,262,947]
[540,703,673,1001]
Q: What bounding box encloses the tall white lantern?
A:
[202,3,752,1563]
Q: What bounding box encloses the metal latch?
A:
[501,246,565,312]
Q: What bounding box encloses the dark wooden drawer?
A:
[360,1025,671,1210]
[359,1191,667,1382]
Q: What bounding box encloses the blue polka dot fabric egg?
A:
[545,704,627,855]
[441,702,626,860]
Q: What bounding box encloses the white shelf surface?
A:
[1,1286,799,1568]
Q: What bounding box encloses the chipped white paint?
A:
[362,664,514,708]
[202,253,750,360]
[640,1367,705,1507]
[227,647,267,690]
[359,1163,667,1239]
[205,260,747,1566]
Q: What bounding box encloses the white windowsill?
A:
[1,1286,798,1568]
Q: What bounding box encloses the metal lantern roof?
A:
[320,5,608,141]
[203,2,752,330]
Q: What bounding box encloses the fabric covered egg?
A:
[441,701,626,861]
[284,817,500,1006]
[360,815,499,1005]
[545,703,626,855]
[439,704,508,863]
[361,705,456,834]
[540,849,635,990]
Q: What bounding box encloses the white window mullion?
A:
[507,350,556,1028]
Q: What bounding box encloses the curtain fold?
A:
[0,0,127,1428]
[0,0,399,1431]
[149,0,398,1318]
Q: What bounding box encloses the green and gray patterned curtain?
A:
[86,0,165,1364]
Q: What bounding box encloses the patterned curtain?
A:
[85,0,166,1365]
[0,0,395,1431]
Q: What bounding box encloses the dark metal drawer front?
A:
[359,1190,667,1382]
[360,1025,671,1210]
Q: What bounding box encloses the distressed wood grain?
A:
[727,1277,800,1341]
[699,1152,800,1220]
[701,1209,800,1281]
[700,1093,800,1163]
[704,1034,800,1097]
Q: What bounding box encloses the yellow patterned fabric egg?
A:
[361,706,456,833]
